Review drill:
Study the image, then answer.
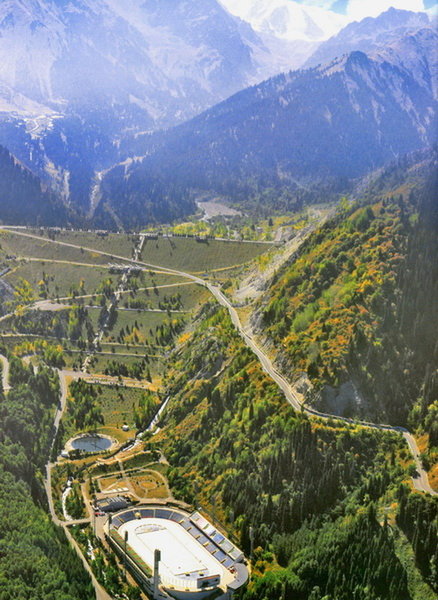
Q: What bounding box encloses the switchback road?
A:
[1,227,436,496]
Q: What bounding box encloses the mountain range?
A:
[0,0,301,122]
[219,0,349,42]
[95,21,437,229]
[0,0,302,210]
[304,7,433,69]
[0,4,435,227]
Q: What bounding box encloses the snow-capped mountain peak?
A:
[218,0,349,42]
[0,0,312,209]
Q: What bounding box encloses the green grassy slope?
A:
[139,236,270,272]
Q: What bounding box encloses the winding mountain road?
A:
[201,284,437,496]
[1,226,436,497]
[0,224,435,598]
[402,430,437,496]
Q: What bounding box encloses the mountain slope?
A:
[151,295,435,599]
[0,0,286,124]
[256,150,438,431]
[0,145,74,226]
[148,149,438,596]
[97,33,437,228]
[375,26,438,98]
[0,0,297,213]
[0,358,95,599]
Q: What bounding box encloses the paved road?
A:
[0,353,113,600]
[43,367,114,600]
[204,284,437,497]
[22,256,178,278]
[121,250,438,498]
[63,525,114,600]
[2,227,436,497]
[0,331,164,352]
[0,354,11,393]
[50,281,196,304]
[402,430,437,495]
[33,299,186,315]
[44,368,78,524]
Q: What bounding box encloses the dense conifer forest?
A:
[0,145,75,227]
[157,302,436,600]
[0,355,94,599]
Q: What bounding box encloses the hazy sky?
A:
[296,0,434,19]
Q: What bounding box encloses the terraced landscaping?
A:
[139,236,272,272]
[97,384,160,431]
[22,230,139,259]
[120,282,208,311]
[87,306,184,346]
[0,230,114,265]
[4,260,115,299]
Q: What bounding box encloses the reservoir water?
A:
[71,435,112,452]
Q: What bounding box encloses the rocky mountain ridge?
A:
[95,27,437,229]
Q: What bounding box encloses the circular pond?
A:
[70,434,112,453]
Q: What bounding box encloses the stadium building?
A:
[105,505,249,599]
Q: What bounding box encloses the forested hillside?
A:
[156,303,437,600]
[0,145,74,227]
[257,152,438,441]
[0,354,94,599]
[93,172,196,230]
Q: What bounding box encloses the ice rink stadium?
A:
[105,505,249,599]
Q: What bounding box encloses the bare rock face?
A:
[318,381,371,419]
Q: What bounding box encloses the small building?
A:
[95,496,130,513]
